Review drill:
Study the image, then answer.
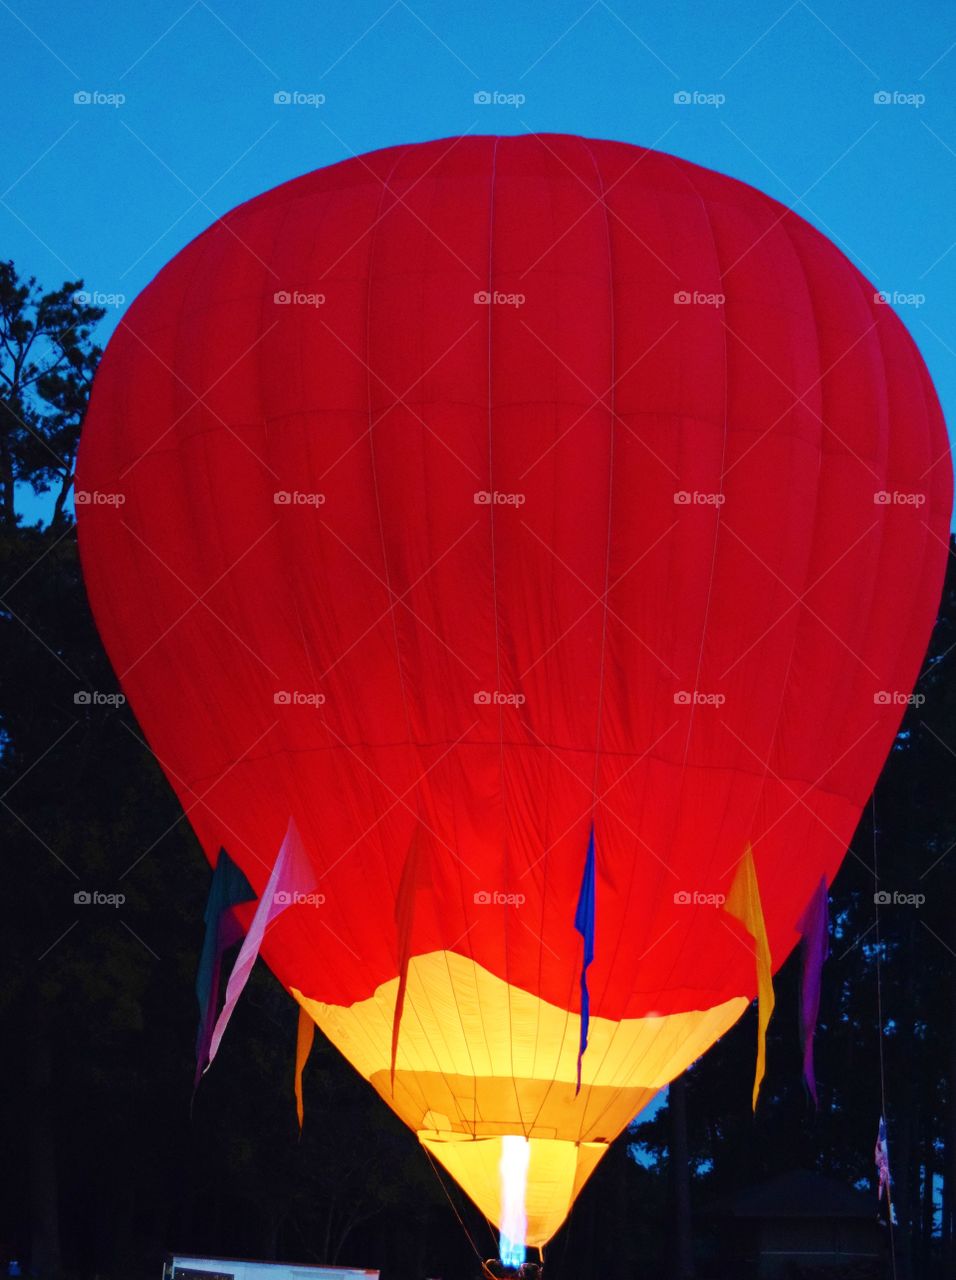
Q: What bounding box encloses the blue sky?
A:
[4,0,955,521]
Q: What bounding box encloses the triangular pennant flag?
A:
[875,1116,896,1222]
[194,848,255,1089]
[206,818,316,1070]
[723,845,775,1109]
[294,1004,315,1132]
[796,877,829,1106]
[573,826,597,1094]
[390,826,429,1089]
[194,911,245,1096]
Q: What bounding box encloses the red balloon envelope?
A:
[76,135,952,1244]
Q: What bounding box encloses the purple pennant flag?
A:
[796,877,829,1106]
[206,817,317,1070]
[194,909,246,1093]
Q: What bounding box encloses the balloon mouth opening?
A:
[499,1134,530,1266]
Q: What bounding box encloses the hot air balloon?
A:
[76,134,952,1250]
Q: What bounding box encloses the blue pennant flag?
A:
[194,847,255,1091]
[574,827,597,1094]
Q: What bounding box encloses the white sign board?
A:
[166,1256,380,1280]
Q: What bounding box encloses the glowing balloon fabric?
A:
[76,134,951,1245]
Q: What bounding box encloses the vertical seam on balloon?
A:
[578,154,734,1131]
[578,167,815,1136]
[660,193,826,1044]
[518,137,602,1141]
[281,188,387,989]
[156,229,236,850]
[648,165,764,1029]
[525,135,568,1122]
[363,145,468,1100]
[610,157,731,1089]
[483,134,526,1135]
[572,156,695,1132]
[410,139,505,1130]
[404,138,539,1126]
[267,186,389,1000]
[712,213,890,1032]
[429,142,490,1133]
[236,197,313,988]
[192,203,289,895]
[362,149,475,1114]
[567,135,616,1142]
[575,156,741,1140]
[734,208,827,987]
[749,217,887,911]
[772,229,885,804]
[706,203,828,1006]
[405,140,499,1135]
[671,173,730,793]
[246,193,303,877]
[541,146,680,1141]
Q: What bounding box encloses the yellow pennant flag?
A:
[294,1004,316,1131]
[723,845,775,1109]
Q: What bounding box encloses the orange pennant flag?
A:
[723,845,775,1109]
[294,1004,315,1131]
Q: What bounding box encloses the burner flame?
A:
[498,1135,530,1267]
